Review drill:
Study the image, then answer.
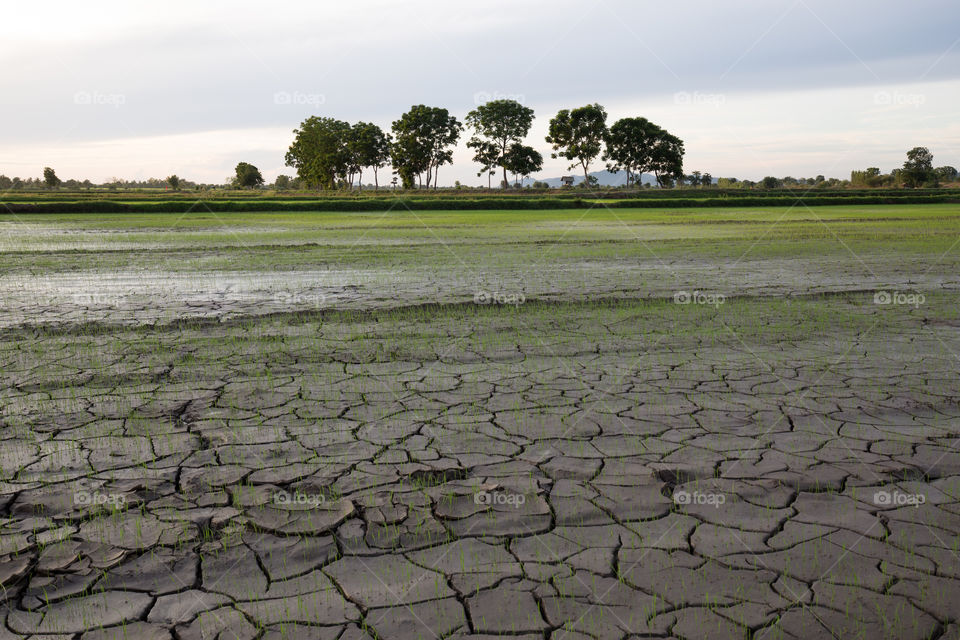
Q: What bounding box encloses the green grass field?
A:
[3,204,960,274]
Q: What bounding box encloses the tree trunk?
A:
[373,167,378,191]
[503,165,508,189]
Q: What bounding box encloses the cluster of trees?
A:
[682,171,713,186]
[0,168,215,191]
[0,166,268,193]
[0,167,76,190]
[11,140,953,194]
[283,101,686,191]
[851,148,956,189]
[284,117,393,190]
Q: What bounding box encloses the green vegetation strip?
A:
[3,193,958,213]
[5,188,960,202]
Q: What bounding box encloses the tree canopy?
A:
[902,146,935,188]
[348,122,391,189]
[648,132,685,187]
[503,144,543,186]
[391,105,462,189]
[233,162,264,188]
[43,167,60,189]
[603,117,665,187]
[466,99,535,189]
[545,104,608,183]
[285,116,353,190]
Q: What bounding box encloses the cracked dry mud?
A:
[2,210,960,639]
[1,295,958,640]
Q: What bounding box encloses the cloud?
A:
[1,0,959,183]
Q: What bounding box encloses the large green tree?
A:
[234,162,264,188]
[935,165,958,182]
[285,116,352,190]
[902,146,935,188]
[603,117,663,187]
[43,167,60,189]
[348,122,391,190]
[466,99,535,189]
[503,144,543,187]
[545,104,608,183]
[391,105,461,189]
[648,132,685,188]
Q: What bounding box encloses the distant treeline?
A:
[6,188,960,202]
[4,193,958,214]
[4,101,955,193]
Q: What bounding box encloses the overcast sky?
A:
[2,0,959,185]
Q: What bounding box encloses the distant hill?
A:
[523,169,658,188]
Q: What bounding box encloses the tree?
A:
[602,117,662,187]
[761,176,781,189]
[503,143,543,187]
[391,105,461,189]
[546,104,608,183]
[0,175,11,190]
[348,122,391,190]
[648,132,684,187]
[689,171,702,186]
[234,162,264,188]
[935,166,958,182]
[43,167,60,189]
[167,175,181,190]
[902,146,934,188]
[285,116,352,190]
[851,167,883,187]
[701,172,712,186]
[274,175,292,190]
[466,99,535,189]
[468,140,500,189]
